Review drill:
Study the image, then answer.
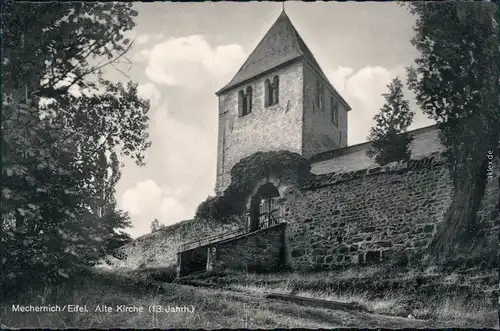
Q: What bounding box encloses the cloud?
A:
[145,35,245,89]
[136,34,150,45]
[152,105,215,188]
[135,33,164,46]
[119,179,192,237]
[120,179,162,216]
[152,104,216,213]
[329,67,354,93]
[118,103,217,238]
[137,82,161,107]
[327,66,435,145]
[132,49,150,63]
[152,33,164,43]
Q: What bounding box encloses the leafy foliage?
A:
[405,2,499,261]
[150,219,161,233]
[1,2,150,290]
[147,265,178,283]
[195,196,230,222]
[195,151,311,222]
[366,77,414,165]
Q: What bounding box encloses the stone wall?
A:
[215,62,304,194]
[282,152,499,271]
[302,61,348,158]
[310,125,444,175]
[115,217,242,269]
[114,144,498,274]
[212,223,285,273]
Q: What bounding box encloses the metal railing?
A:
[257,209,282,230]
[177,215,286,253]
[178,226,248,252]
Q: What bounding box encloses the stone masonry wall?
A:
[215,62,304,194]
[302,61,348,158]
[282,152,499,271]
[212,223,285,273]
[113,145,498,274]
[311,125,444,175]
[115,218,242,269]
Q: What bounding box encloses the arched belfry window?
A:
[272,76,279,105]
[331,98,339,126]
[316,79,324,109]
[238,86,252,117]
[246,86,253,114]
[238,90,246,116]
[264,79,271,107]
[264,76,279,107]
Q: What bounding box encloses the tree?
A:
[151,219,161,233]
[1,2,151,290]
[92,150,134,258]
[366,77,415,165]
[102,210,133,260]
[405,2,499,263]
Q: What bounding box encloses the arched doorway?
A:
[249,183,282,232]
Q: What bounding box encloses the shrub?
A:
[148,265,177,283]
[196,151,311,222]
[195,195,235,222]
[366,77,414,166]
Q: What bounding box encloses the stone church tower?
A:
[215,10,352,194]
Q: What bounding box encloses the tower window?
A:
[246,86,253,114]
[331,98,339,126]
[265,76,279,107]
[315,79,324,109]
[238,86,253,117]
[272,76,279,105]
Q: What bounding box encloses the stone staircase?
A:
[177,226,248,252]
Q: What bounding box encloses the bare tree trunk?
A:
[426,158,488,263]
[426,113,494,264]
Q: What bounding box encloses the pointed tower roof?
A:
[216,11,351,111]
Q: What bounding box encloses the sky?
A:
[108,2,435,238]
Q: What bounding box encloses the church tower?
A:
[215,10,352,194]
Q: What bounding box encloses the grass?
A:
[1,261,497,329]
[0,268,453,329]
[225,280,496,327]
[1,270,334,329]
[180,264,498,329]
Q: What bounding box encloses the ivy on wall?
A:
[196,150,311,222]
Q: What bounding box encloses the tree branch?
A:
[37,41,134,100]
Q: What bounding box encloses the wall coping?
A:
[117,218,212,254]
[309,124,439,164]
[302,151,447,190]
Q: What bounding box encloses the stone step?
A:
[265,292,366,312]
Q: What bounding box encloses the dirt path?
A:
[184,284,432,329]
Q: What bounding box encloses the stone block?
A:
[423,224,434,233]
[381,250,394,259]
[291,249,305,258]
[311,249,326,256]
[338,246,349,254]
[314,256,324,263]
[365,251,381,263]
